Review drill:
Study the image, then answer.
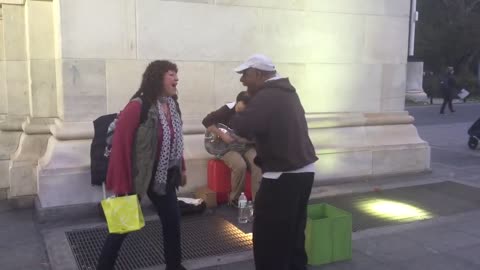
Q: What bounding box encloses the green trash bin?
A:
[305,203,352,266]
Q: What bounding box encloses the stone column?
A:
[7,0,57,203]
[0,3,29,199]
[0,6,7,122]
[406,61,428,103]
[37,0,135,208]
[0,6,7,199]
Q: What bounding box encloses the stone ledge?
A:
[307,112,413,129]
[0,0,25,5]
[316,142,429,155]
[34,142,430,207]
[22,117,55,135]
[50,119,93,140]
[0,115,26,131]
[0,130,22,159]
[44,112,418,141]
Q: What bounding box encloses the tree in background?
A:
[416,0,480,96]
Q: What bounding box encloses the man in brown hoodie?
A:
[231,54,318,270]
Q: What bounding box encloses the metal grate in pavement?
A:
[65,181,480,269]
[66,216,252,270]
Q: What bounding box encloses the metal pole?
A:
[408,0,418,56]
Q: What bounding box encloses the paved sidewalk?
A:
[4,176,480,270]
[196,207,480,270]
[0,202,50,270]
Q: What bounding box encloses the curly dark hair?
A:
[131,60,178,105]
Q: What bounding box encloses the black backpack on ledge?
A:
[90,113,118,186]
[90,95,182,186]
[90,96,149,186]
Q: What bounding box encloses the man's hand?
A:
[232,134,253,144]
[220,133,235,144]
[208,125,234,144]
[235,137,253,144]
[180,172,187,187]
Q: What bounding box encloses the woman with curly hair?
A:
[97,60,187,270]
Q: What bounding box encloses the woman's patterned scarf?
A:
[153,97,183,195]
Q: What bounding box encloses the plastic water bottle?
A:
[238,192,248,224]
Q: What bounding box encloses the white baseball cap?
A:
[234,54,276,73]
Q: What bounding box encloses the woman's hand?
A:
[180,171,187,187]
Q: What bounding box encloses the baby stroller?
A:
[467,118,480,149]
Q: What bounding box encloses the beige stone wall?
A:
[0,14,7,117]
[0,1,57,200]
[0,1,412,120]
[0,0,429,207]
[2,4,29,117]
[0,4,26,197]
[26,0,57,118]
[50,0,410,130]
